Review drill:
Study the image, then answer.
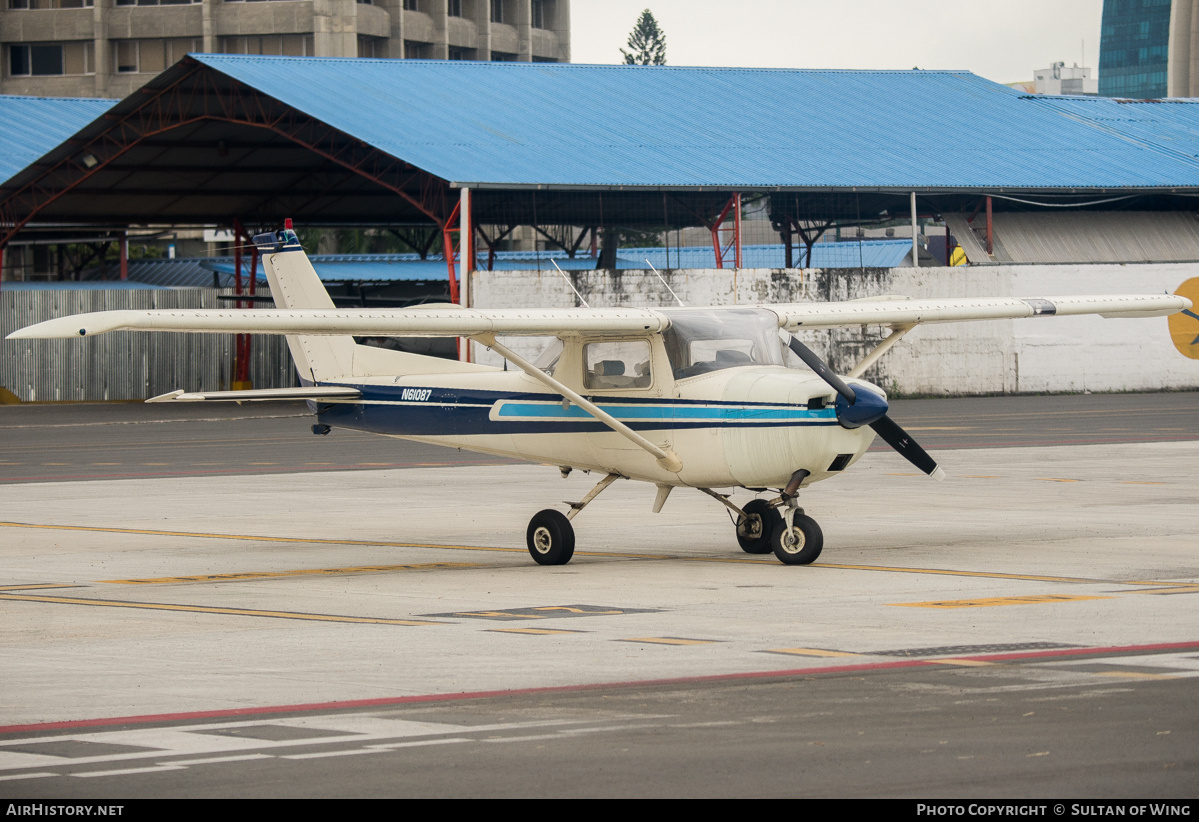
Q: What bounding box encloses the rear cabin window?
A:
[583,340,652,390]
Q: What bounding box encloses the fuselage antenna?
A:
[550,259,590,308]
[646,259,685,307]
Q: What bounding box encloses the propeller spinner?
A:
[786,335,946,481]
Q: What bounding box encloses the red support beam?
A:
[442,200,461,306]
[441,201,462,360]
[708,192,742,269]
[985,195,993,255]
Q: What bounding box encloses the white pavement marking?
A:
[0,715,645,778]
[73,764,187,778]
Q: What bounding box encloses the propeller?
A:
[786,335,945,481]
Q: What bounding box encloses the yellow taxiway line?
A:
[1,520,1192,591]
[0,592,445,626]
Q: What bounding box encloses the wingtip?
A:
[6,317,93,339]
[929,466,947,482]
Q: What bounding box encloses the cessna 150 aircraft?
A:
[8,228,1191,566]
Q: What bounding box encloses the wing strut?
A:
[474,334,683,474]
[845,324,916,380]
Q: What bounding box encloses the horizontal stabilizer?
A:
[147,386,362,403]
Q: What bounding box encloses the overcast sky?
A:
[571,0,1105,85]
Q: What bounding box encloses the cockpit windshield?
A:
[663,309,783,379]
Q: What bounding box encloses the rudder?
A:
[254,229,354,384]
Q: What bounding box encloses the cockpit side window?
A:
[663,309,782,379]
[583,340,652,390]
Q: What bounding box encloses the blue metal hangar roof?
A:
[0,95,115,184]
[9,57,1199,235]
[1023,95,1199,170]
[119,240,913,287]
[184,55,1199,191]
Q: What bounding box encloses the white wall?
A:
[468,263,1199,395]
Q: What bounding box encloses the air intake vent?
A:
[827,453,852,472]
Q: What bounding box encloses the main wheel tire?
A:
[526,509,576,565]
[771,514,824,565]
[736,499,781,554]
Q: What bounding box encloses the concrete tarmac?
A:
[0,394,1196,797]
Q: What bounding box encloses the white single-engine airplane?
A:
[8,228,1191,566]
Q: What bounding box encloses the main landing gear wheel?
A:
[526,509,575,566]
[771,514,823,565]
[736,499,782,554]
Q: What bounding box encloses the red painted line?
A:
[3,639,1196,736]
[950,639,1199,663]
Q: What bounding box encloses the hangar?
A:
[5,57,1199,401]
[7,55,1199,285]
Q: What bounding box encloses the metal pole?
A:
[460,186,472,363]
[910,191,919,268]
[119,232,128,280]
[246,242,258,388]
[232,220,246,390]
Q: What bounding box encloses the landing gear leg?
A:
[697,488,778,556]
[526,472,621,566]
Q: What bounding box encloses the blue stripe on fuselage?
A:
[315,383,837,437]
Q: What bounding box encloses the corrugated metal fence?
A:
[1,288,297,402]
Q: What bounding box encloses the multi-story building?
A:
[0,0,570,99]
[1097,0,1199,97]
[1100,0,1172,97]
[1032,62,1098,95]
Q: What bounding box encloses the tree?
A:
[621,9,666,66]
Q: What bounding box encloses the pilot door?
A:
[577,337,674,471]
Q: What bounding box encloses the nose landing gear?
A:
[770,505,824,565]
[724,468,824,565]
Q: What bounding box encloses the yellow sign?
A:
[1169,277,1199,359]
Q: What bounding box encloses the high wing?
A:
[6,307,669,339]
[6,295,1189,340]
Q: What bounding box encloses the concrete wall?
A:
[468,263,1199,395]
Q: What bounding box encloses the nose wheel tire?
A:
[771,515,823,565]
[527,509,576,565]
[736,499,782,554]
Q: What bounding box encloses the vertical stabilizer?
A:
[254,229,354,383]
